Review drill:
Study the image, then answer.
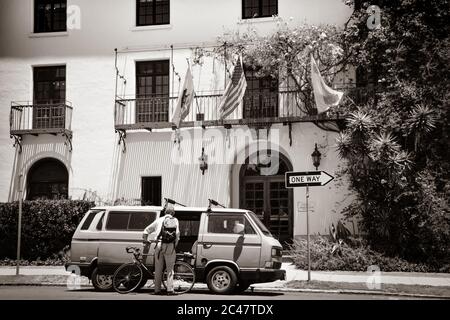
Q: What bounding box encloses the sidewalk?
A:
[1,263,449,298]
[254,263,450,287]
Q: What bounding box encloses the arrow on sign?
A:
[285,171,334,188]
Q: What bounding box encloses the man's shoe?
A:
[167,291,176,296]
[154,291,164,295]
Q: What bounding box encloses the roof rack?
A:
[164,197,186,207]
[160,197,186,215]
[207,198,226,212]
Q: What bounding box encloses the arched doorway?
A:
[26,158,68,200]
[239,152,293,245]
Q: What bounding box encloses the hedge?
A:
[288,236,450,273]
[0,200,94,260]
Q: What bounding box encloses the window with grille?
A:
[136,0,170,26]
[242,0,278,19]
[33,66,66,129]
[136,61,169,123]
[141,176,162,206]
[34,0,67,33]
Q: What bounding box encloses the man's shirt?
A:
[143,214,180,244]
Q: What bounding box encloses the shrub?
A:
[287,236,448,273]
[0,200,94,260]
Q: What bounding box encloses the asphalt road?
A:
[0,286,427,300]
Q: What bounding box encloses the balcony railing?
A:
[114,86,378,131]
[10,101,73,135]
[114,90,323,130]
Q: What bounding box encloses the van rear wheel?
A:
[91,267,113,291]
[206,266,237,295]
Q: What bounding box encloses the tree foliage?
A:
[194,18,347,115]
[337,0,450,265]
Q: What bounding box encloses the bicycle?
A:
[112,244,196,294]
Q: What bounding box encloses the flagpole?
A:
[224,42,227,88]
[171,45,175,118]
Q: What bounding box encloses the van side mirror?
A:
[233,223,245,235]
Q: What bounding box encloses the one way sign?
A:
[285,171,334,188]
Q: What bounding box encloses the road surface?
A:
[0,285,429,300]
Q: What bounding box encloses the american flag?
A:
[219,56,247,119]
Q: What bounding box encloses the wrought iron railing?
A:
[10,101,73,134]
[114,86,378,130]
[114,90,310,129]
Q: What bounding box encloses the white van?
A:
[66,205,285,294]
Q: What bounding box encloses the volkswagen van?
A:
[66,205,285,294]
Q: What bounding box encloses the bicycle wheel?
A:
[164,261,195,294]
[113,263,143,294]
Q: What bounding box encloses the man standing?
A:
[143,204,180,295]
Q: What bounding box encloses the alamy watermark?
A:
[170,124,281,176]
[366,265,382,290]
[366,5,381,30]
[67,5,81,30]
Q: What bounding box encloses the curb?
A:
[251,287,450,299]
[0,282,449,299]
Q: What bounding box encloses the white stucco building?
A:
[0,0,357,244]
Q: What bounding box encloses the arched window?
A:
[26,158,68,200]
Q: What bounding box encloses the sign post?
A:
[16,174,23,276]
[285,171,334,281]
[305,185,310,281]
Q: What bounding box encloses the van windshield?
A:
[248,211,273,237]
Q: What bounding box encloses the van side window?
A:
[106,211,157,231]
[81,210,101,230]
[128,212,156,230]
[106,212,130,230]
[207,214,256,234]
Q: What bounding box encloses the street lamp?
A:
[311,143,321,170]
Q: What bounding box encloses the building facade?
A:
[0,0,356,244]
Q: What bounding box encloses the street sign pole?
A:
[16,174,23,276]
[285,170,335,282]
[306,185,311,281]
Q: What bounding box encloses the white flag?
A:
[172,67,195,128]
[310,55,343,114]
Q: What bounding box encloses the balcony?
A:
[114,89,341,131]
[10,101,73,135]
[9,101,73,152]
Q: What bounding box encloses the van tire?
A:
[91,267,113,291]
[206,266,238,294]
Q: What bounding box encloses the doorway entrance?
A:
[239,152,293,245]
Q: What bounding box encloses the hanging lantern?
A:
[311,143,322,170]
[199,147,208,175]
